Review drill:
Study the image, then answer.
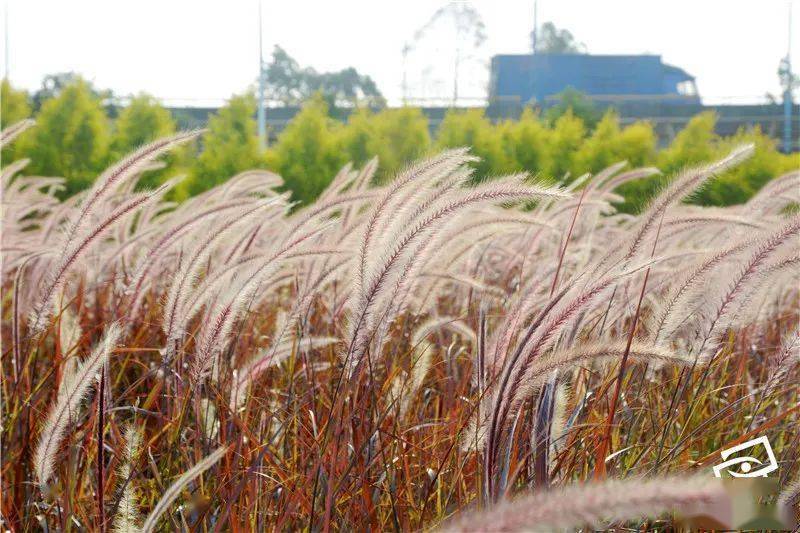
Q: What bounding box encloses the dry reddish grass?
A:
[1,124,798,531]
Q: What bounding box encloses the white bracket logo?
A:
[712,435,778,478]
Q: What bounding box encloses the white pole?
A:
[257,0,267,149]
[783,1,793,153]
[402,43,409,106]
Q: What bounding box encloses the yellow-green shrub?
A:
[657,111,718,175]
[265,95,345,205]
[1,79,31,128]
[18,78,110,195]
[1,80,33,164]
[573,111,656,176]
[614,112,794,211]
[112,93,182,191]
[500,108,552,180]
[338,107,431,182]
[545,110,585,181]
[188,93,265,197]
[436,108,511,179]
[698,126,796,206]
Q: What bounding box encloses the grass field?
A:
[2,119,798,531]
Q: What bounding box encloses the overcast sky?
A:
[2,0,797,106]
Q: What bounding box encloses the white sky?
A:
[2,0,798,106]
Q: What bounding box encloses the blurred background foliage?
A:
[2,76,796,212]
[187,93,265,197]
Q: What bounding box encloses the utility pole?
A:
[4,2,10,80]
[781,2,794,153]
[531,0,538,53]
[452,46,459,106]
[401,42,410,106]
[257,0,267,149]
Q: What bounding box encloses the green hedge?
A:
[4,79,795,212]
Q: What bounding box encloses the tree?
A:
[112,94,176,153]
[657,112,718,176]
[372,107,431,179]
[605,114,714,212]
[698,126,795,206]
[265,46,385,108]
[1,79,31,128]
[534,22,586,54]
[112,93,180,190]
[500,108,551,178]
[1,80,32,162]
[19,77,111,194]
[310,68,384,109]
[265,95,345,204]
[545,88,600,128]
[265,47,305,105]
[337,108,374,171]
[338,107,431,181]
[544,110,586,180]
[573,111,656,175]
[413,4,486,103]
[189,93,264,196]
[613,113,793,211]
[32,72,114,114]
[616,121,657,168]
[436,108,509,180]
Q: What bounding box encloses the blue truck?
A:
[489,53,700,105]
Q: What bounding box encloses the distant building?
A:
[489,53,700,105]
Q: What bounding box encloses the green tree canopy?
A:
[500,108,551,179]
[698,125,794,206]
[574,110,656,175]
[1,79,31,128]
[337,108,374,171]
[609,113,717,213]
[112,93,176,154]
[615,120,658,168]
[31,72,114,115]
[657,111,719,175]
[338,106,431,181]
[534,22,586,54]
[266,46,385,108]
[545,87,600,128]
[372,107,431,179]
[7,70,793,215]
[19,77,110,194]
[1,80,32,163]
[435,108,510,180]
[611,112,796,211]
[112,93,180,189]
[545,109,586,180]
[265,95,345,204]
[189,93,264,196]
